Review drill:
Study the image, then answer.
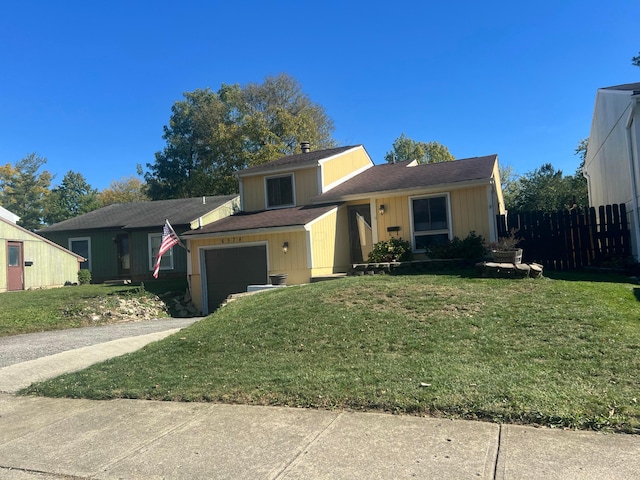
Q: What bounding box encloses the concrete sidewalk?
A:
[1,325,639,479]
[1,395,639,479]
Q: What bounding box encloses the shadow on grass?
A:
[543,269,636,284]
[394,264,639,285]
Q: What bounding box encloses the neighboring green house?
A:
[39,195,239,283]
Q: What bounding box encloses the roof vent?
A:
[300,142,311,153]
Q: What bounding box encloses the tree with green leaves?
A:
[44,171,100,225]
[499,164,520,210]
[0,153,52,230]
[145,73,336,200]
[575,138,588,164]
[507,163,587,214]
[505,139,588,213]
[384,133,455,164]
[99,176,149,207]
[632,51,640,67]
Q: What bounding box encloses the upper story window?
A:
[265,173,295,209]
[410,194,452,252]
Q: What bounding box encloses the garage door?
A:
[204,245,268,312]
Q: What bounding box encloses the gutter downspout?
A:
[625,93,640,260]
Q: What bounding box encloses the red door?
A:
[7,241,24,291]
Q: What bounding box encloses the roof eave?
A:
[183,224,306,240]
[311,178,493,203]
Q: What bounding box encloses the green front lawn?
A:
[20,271,640,433]
[0,279,187,337]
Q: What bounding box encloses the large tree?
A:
[507,163,587,214]
[499,164,520,210]
[44,171,100,225]
[384,133,455,164]
[0,153,52,230]
[99,176,149,207]
[145,74,336,200]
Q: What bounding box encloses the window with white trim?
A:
[266,174,295,208]
[69,237,91,270]
[148,233,174,271]
[410,194,451,251]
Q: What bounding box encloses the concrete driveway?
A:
[0,317,202,393]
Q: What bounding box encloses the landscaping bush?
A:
[77,269,91,285]
[368,238,413,262]
[428,231,488,260]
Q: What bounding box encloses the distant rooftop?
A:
[38,195,238,232]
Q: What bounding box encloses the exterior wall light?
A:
[282,241,289,254]
[379,204,385,216]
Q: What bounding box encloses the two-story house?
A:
[583,82,640,259]
[183,144,505,314]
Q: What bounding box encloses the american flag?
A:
[153,220,181,278]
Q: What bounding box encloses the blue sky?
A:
[1,1,638,191]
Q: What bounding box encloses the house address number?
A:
[221,237,243,244]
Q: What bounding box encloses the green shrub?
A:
[368,238,413,262]
[428,231,488,260]
[77,269,92,285]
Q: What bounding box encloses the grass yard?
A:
[20,271,640,433]
[0,279,187,337]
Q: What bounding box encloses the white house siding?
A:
[584,87,640,258]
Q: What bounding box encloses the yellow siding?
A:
[293,168,320,206]
[308,208,350,276]
[1,222,81,292]
[187,230,310,311]
[450,186,490,239]
[321,148,372,189]
[189,197,240,229]
[240,168,319,211]
[373,187,493,245]
[374,196,412,242]
[241,176,265,211]
[492,161,506,215]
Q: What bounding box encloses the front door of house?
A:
[116,234,130,276]
[347,204,373,263]
[7,241,24,291]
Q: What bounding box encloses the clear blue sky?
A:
[1,1,638,191]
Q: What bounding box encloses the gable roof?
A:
[38,195,238,233]
[602,82,640,93]
[182,203,339,237]
[0,216,84,260]
[236,145,362,177]
[313,154,499,202]
[0,205,20,224]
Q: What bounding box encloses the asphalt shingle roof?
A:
[38,195,238,232]
[313,154,498,202]
[237,145,361,177]
[182,203,340,236]
[602,82,640,92]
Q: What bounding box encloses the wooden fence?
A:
[496,204,632,270]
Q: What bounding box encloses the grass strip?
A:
[21,272,640,433]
